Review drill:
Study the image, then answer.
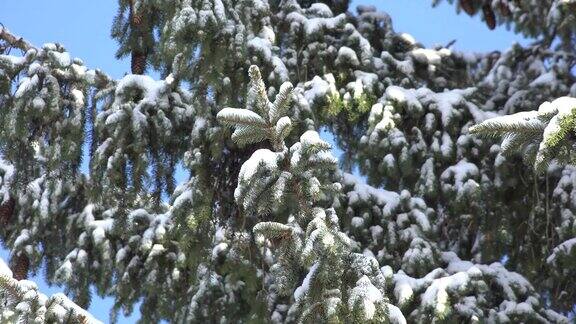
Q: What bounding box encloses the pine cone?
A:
[498,0,511,17]
[129,0,142,26]
[129,0,146,75]
[131,51,147,75]
[460,0,477,16]
[0,197,14,226]
[482,4,496,30]
[132,13,143,26]
[11,253,29,281]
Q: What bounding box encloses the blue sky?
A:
[0,1,527,322]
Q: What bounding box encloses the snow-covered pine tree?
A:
[216,64,404,323]
[0,0,575,322]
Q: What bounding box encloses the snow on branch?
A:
[471,97,576,173]
[0,257,101,323]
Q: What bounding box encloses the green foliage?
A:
[471,97,576,173]
[218,66,294,151]
[324,88,377,124]
[217,65,399,323]
[1,0,576,322]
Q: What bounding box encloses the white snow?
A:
[387,303,407,324]
[48,51,72,67]
[307,3,333,17]
[472,110,543,134]
[538,97,576,117]
[89,219,114,245]
[399,33,416,45]
[71,89,85,108]
[0,256,102,323]
[336,46,360,66]
[14,229,30,249]
[371,103,397,133]
[285,12,346,38]
[421,272,470,314]
[538,97,576,153]
[259,26,276,44]
[294,262,319,301]
[422,88,475,127]
[304,76,330,103]
[247,36,273,62]
[348,275,384,320]
[237,149,279,182]
[385,86,422,111]
[546,238,576,264]
[351,217,364,228]
[410,48,442,65]
[530,71,556,87]
[342,173,400,216]
[0,160,15,203]
[392,270,440,306]
[441,160,479,191]
[299,130,324,147]
[410,209,431,233]
[15,75,39,99]
[0,54,26,69]
[385,86,486,127]
[114,74,170,110]
[217,107,267,126]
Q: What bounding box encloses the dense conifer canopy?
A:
[1,0,575,322]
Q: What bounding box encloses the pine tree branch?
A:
[0,24,33,52]
[0,24,113,89]
[0,258,101,323]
